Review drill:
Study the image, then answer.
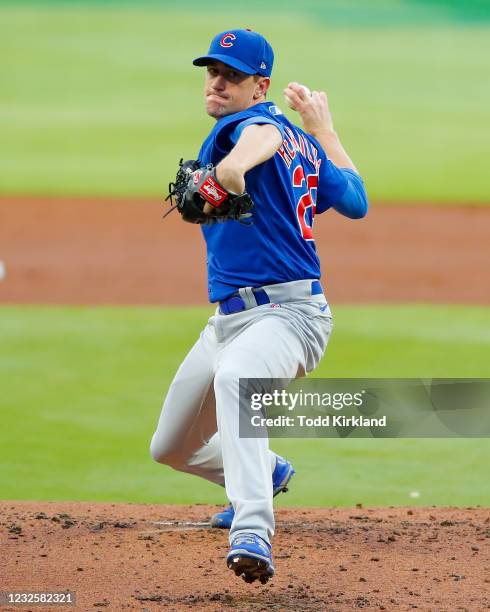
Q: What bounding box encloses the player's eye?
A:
[227,70,242,82]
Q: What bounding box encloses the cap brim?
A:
[192,54,256,75]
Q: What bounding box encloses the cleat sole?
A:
[227,555,274,584]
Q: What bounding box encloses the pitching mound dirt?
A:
[1,501,489,611]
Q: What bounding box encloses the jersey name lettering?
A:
[275,126,321,172]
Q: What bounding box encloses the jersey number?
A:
[292,165,318,241]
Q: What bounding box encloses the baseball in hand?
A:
[298,84,312,98]
[284,82,312,110]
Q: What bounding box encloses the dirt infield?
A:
[1,197,489,305]
[1,501,489,611]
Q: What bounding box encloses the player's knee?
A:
[149,439,166,464]
[149,437,182,468]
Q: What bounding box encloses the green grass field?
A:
[1,2,489,508]
[1,305,489,507]
[1,1,489,202]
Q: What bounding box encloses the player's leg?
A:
[213,313,310,546]
[150,319,286,486]
[150,321,224,485]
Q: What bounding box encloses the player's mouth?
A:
[206,92,229,102]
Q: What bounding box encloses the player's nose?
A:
[211,73,227,90]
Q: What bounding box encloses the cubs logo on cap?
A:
[193,29,274,77]
[220,33,236,48]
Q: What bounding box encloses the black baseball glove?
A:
[165,159,254,225]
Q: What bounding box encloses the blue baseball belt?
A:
[218,279,324,315]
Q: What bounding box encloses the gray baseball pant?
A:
[150,279,332,545]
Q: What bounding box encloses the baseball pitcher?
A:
[152,28,368,584]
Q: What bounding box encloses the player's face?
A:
[204,61,268,119]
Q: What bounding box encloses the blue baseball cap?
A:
[193,29,274,77]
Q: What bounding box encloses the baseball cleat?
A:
[272,454,296,496]
[210,455,295,529]
[210,504,234,528]
[227,533,275,584]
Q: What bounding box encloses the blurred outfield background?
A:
[1,0,489,507]
[1,0,490,201]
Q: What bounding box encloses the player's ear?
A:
[253,77,270,99]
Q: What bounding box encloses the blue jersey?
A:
[198,102,350,302]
